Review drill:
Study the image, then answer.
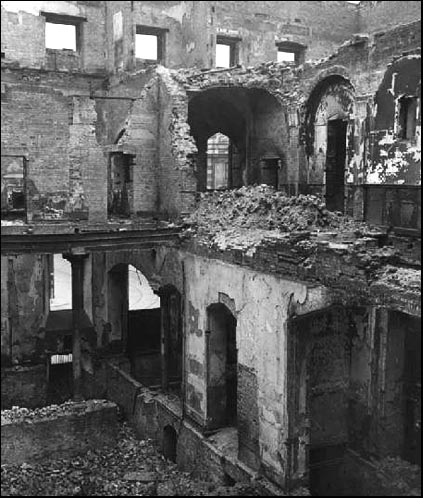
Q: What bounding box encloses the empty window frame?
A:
[41,13,85,52]
[276,41,306,65]
[136,26,167,62]
[216,36,239,68]
[398,96,418,140]
[207,133,230,190]
[1,156,26,220]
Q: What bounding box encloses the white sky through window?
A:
[277,50,296,63]
[216,43,231,68]
[45,22,76,50]
[136,34,158,60]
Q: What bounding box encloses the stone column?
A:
[64,250,88,401]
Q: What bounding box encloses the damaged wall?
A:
[1,1,106,73]
[1,70,106,223]
[0,254,50,365]
[181,250,335,486]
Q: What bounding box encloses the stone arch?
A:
[188,86,287,190]
[302,74,355,211]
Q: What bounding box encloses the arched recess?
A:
[303,75,355,212]
[206,303,238,430]
[188,86,286,191]
[163,425,178,462]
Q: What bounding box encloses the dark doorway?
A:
[207,304,238,430]
[163,425,178,462]
[260,158,279,189]
[326,119,347,212]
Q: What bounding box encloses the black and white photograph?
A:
[1,1,421,495]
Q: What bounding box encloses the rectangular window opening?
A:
[216,37,239,68]
[41,12,85,52]
[45,22,77,51]
[1,156,26,220]
[276,42,306,65]
[398,96,418,140]
[136,26,167,63]
[277,50,296,63]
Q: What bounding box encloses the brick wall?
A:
[1,1,107,73]
[1,70,106,223]
[1,400,118,465]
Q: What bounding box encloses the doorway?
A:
[207,304,238,430]
[325,119,347,212]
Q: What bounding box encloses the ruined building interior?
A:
[1,1,421,496]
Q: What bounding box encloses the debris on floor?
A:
[1,422,260,496]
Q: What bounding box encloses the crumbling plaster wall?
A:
[1,1,106,73]
[0,254,50,365]
[181,250,336,485]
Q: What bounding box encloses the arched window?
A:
[207,133,230,190]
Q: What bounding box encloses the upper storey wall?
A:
[358,1,422,34]
[100,1,361,72]
[1,1,106,73]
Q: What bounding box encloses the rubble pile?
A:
[183,185,367,251]
[1,422,260,496]
[1,400,109,425]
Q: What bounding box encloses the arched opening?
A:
[45,254,73,404]
[304,75,355,212]
[188,87,286,192]
[207,132,231,190]
[108,263,161,385]
[206,303,238,430]
[162,425,178,462]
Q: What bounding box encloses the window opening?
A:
[50,254,72,311]
[45,22,76,50]
[216,37,239,68]
[276,41,306,65]
[41,12,85,52]
[277,50,296,63]
[1,156,26,220]
[136,26,166,62]
[207,133,230,190]
[398,96,418,140]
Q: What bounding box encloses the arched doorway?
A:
[207,132,231,190]
[206,303,238,430]
[188,87,285,191]
[304,75,355,212]
[163,425,178,462]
